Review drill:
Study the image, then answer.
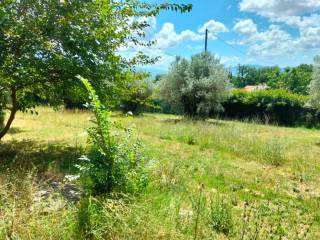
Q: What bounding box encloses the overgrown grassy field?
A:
[1,107,320,239]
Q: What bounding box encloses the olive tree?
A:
[160,52,231,117]
[0,0,192,140]
[308,56,320,110]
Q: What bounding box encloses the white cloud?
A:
[141,49,175,71]
[198,20,229,39]
[295,27,320,49]
[237,0,320,63]
[280,14,320,28]
[141,17,157,39]
[238,0,320,36]
[258,25,292,43]
[131,16,157,40]
[233,19,295,59]
[233,19,257,36]
[239,0,320,18]
[154,20,228,50]
[249,26,294,59]
[121,20,229,71]
[119,44,175,71]
[220,56,240,66]
[154,23,203,50]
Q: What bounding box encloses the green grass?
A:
[0,107,320,239]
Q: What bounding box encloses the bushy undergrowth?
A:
[221,89,320,127]
[76,78,148,196]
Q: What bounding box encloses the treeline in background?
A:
[127,53,320,128]
[2,52,319,128]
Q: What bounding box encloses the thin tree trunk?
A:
[0,88,17,141]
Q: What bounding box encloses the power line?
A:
[161,30,277,67]
[213,34,277,66]
[215,35,247,56]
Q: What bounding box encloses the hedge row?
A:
[220,89,320,127]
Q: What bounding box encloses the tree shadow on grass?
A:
[162,117,225,126]
[7,127,25,135]
[162,118,182,124]
[0,140,84,179]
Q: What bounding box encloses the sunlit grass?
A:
[0,107,319,239]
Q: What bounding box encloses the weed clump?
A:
[76,78,148,196]
[262,139,286,167]
[77,196,133,239]
[210,195,233,236]
[187,135,197,145]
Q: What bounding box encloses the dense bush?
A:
[63,85,87,109]
[76,78,148,195]
[120,79,154,115]
[144,99,182,114]
[221,89,320,127]
[160,52,230,118]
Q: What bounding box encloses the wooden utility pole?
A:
[205,28,208,52]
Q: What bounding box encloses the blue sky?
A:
[121,0,320,75]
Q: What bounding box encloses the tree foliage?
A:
[120,76,154,114]
[232,64,313,95]
[233,65,281,88]
[309,56,320,110]
[281,64,313,94]
[160,52,230,117]
[0,0,192,140]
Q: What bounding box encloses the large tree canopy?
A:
[0,0,192,140]
[160,52,230,117]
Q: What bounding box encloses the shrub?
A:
[145,98,183,114]
[160,52,231,118]
[76,77,148,195]
[221,89,320,127]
